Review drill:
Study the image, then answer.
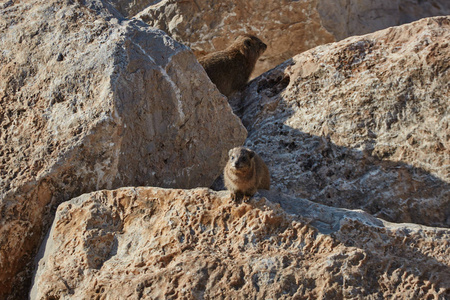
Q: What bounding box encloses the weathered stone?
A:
[234,16,450,227]
[136,0,450,78]
[317,0,450,40]
[31,187,450,299]
[107,0,154,18]
[0,0,246,297]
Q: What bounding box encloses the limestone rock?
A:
[0,0,246,297]
[235,16,450,228]
[136,0,450,78]
[31,187,450,299]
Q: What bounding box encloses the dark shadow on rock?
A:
[257,190,384,235]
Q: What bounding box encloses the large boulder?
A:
[31,187,450,299]
[135,0,450,78]
[0,0,246,297]
[235,16,450,227]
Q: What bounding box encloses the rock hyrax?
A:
[198,34,267,97]
[224,147,270,200]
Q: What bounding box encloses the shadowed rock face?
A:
[234,16,450,228]
[134,0,450,78]
[0,0,246,297]
[31,187,450,299]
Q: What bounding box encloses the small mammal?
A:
[224,147,270,200]
[198,34,267,97]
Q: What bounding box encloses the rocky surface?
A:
[234,16,450,228]
[0,0,245,298]
[317,0,450,40]
[31,187,450,299]
[2,0,450,298]
[136,0,450,78]
[107,0,154,18]
[136,0,335,79]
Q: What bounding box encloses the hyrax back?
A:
[198,34,267,97]
[224,147,270,200]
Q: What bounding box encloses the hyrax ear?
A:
[248,150,255,159]
[244,39,252,49]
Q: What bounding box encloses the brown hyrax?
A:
[224,147,270,200]
[198,34,267,97]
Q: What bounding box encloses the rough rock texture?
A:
[136,0,450,78]
[31,187,450,299]
[0,0,246,298]
[107,0,154,18]
[317,0,450,40]
[234,16,450,228]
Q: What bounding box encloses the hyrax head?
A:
[228,147,255,170]
[235,34,267,57]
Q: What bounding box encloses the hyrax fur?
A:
[224,147,270,201]
[198,34,267,97]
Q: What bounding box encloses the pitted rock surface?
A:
[32,187,450,299]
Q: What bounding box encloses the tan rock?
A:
[0,0,246,297]
[317,0,450,40]
[136,0,450,78]
[235,16,450,227]
[31,187,450,299]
